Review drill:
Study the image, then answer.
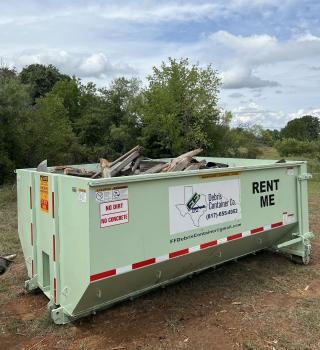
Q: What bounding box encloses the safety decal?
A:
[99,186,129,228]
[169,179,241,235]
[40,175,49,213]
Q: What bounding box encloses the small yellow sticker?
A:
[40,175,49,213]
[198,171,241,179]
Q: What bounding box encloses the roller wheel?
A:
[292,244,312,265]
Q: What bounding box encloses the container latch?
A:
[298,173,312,181]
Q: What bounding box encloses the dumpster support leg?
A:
[275,231,314,265]
[51,306,71,325]
[25,276,39,293]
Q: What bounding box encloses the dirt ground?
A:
[0,180,319,350]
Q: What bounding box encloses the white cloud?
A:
[288,108,320,120]
[79,53,109,77]
[231,102,287,128]
[230,103,320,129]
[221,65,279,89]
[12,50,136,79]
[228,92,244,98]
[0,1,292,27]
[210,30,320,66]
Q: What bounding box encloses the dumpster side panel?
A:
[74,165,302,318]
[89,166,298,275]
[17,170,34,278]
[57,175,90,315]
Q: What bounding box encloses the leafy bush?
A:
[275,138,320,158]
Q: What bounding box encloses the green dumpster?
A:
[16,157,313,324]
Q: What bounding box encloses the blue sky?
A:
[1,0,320,128]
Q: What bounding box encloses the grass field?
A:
[0,150,319,350]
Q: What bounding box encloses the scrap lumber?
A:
[100,158,111,178]
[144,162,169,174]
[167,156,192,172]
[132,156,143,173]
[140,160,167,172]
[165,148,203,172]
[64,167,96,177]
[53,165,69,171]
[185,160,206,170]
[110,145,142,167]
[50,146,229,179]
[109,148,142,177]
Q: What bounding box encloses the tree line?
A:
[0,58,319,184]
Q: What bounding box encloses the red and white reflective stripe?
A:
[53,277,57,305]
[52,234,56,262]
[29,186,34,277]
[30,223,33,246]
[52,190,57,304]
[29,186,32,209]
[90,219,288,283]
[52,192,55,219]
[52,233,57,304]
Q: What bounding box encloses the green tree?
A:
[19,64,70,103]
[0,73,29,183]
[281,115,320,141]
[0,67,17,81]
[77,78,142,162]
[100,77,142,157]
[47,78,82,124]
[24,94,81,166]
[140,58,221,157]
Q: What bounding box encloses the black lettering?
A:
[252,182,259,194]
[266,180,273,192]
[260,181,266,193]
[269,194,275,206]
[274,179,279,190]
[260,195,269,207]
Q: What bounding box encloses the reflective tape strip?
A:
[90,219,288,283]
[251,227,264,235]
[52,235,56,262]
[90,269,116,282]
[52,192,55,219]
[30,223,33,246]
[132,258,156,269]
[271,221,283,229]
[29,187,32,209]
[227,233,242,241]
[169,248,189,259]
[189,245,201,253]
[217,237,228,245]
[156,254,169,263]
[53,278,57,304]
[31,259,34,278]
[29,185,34,278]
[117,265,132,275]
[200,240,217,249]
[52,190,57,304]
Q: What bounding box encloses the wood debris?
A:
[0,254,17,275]
[48,146,228,178]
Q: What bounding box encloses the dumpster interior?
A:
[32,145,292,179]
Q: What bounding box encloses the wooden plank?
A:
[110,150,141,177]
[143,163,169,174]
[167,156,192,172]
[110,145,142,167]
[165,148,203,172]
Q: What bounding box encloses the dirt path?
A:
[0,182,319,350]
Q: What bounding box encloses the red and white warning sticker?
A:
[98,187,129,228]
